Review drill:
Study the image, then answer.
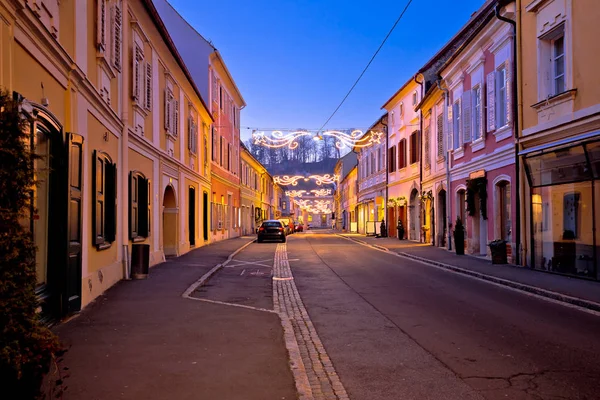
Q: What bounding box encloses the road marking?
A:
[240,269,246,276]
[274,243,349,400]
[186,296,278,314]
[224,258,273,269]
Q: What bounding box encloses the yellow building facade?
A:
[2,0,214,320]
[518,0,600,280]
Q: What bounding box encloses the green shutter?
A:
[92,150,105,246]
[105,162,116,243]
[139,177,149,237]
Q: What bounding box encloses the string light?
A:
[274,175,305,186]
[285,190,306,198]
[252,129,385,150]
[274,174,339,186]
[309,189,332,197]
[308,174,339,185]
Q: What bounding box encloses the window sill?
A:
[494,125,513,142]
[132,236,146,243]
[531,89,577,111]
[96,242,112,251]
[453,147,464,160]
[470,137,485,152]
[436,155,446,163]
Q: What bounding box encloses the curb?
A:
[337,234,600,314]
[181,238,256,298]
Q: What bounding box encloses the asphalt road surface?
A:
[284,232,600,400]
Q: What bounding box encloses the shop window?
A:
[93,151,117,249]
[129,171,150,241]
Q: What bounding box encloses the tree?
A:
[0,90,62,398]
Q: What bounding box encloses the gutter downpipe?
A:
[122,0,131,279]
[414,74,424,243]
[437,79,451,251]
[495,2,520,265]
[382,116,389,237]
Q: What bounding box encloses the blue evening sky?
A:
[166,0,485,141]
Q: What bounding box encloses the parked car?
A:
[279,218,294,235]
[295,224,304,232]
[257,220,286,243]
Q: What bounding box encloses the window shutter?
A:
[447,105,453,151]
[173,99,179,137]
[112,2,122,71]
[424,125,431,169]
[145,62,152,110]
[105,162,117,243]
[462,91,472,144]
[164,90,171,131]
[129,172,137,239]
[505,61,512,125]
[133,47,141,101]
[97,0,107,52]
[477,89,484,140]
[188,116,193,151]
[486,71,496,132]
[92,151,105,246]
[437,113,444,158]
[139,177,149,237]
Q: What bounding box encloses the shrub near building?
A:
[0,91,62,398]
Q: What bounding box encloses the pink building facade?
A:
[441,6,517,260]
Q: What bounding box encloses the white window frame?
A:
[552,34,566,96]
[496,65,508,128]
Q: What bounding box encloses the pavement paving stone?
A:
[273,243,350,400]
[339,233,600,307]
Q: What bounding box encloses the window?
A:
[497,66,507,127]
[453,100,461,149]
[473,86,482,140]
[424,124,430,169]
[93,151,117,249]
[412,91,418,106]
[144,63,152,110]
[553,35,565,95]
[398,139,406,169]
[164,88,177,136]
[188,115,198,154]
[409,131,419,164]
[563,192,580,239]
[97,0,108,52]
[112,1,122,71]
[219,86,223,110]
[436,113,444,158]
[399,102,404,116]
[370,152,375,175]
[219,137,223,166]
[388,145,396,173]
[133,45,143,102]
[283,201,287,210]
[129,172,150,241]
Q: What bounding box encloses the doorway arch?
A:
[163,185,178,257]
[409,189,420,240]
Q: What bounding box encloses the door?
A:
[203,191,209,241]
[65,132,84,314]
[189,187,195,247]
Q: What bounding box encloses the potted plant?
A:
[454,217,465,255]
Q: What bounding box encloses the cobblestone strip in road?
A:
[273,243,350,400]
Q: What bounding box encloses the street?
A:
[55,232,600,400]
[285,232,600,400]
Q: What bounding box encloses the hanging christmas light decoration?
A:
[251,129,384,149]
[322,130,384,149]
[310,189,332,197]
[252,130,312,149]
[309,174,339,185]
[285,190,306,198]
[274,175,305,186]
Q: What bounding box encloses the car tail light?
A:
[259,227,265,232]
[279,227,284,232]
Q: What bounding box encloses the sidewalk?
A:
[53,237,297,400]
[338,233,600,311]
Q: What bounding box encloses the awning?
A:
[519,130,600,157]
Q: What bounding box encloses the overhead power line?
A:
[316,0,415,134]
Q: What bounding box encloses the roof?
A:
[381,0,499,110]
[142,0,213,120]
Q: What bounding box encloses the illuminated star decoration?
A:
[252,130,312,149]
[285,190,306,198]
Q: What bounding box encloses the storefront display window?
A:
[525,139,599,279]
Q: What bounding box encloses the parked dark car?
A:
[257,220,287,243]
